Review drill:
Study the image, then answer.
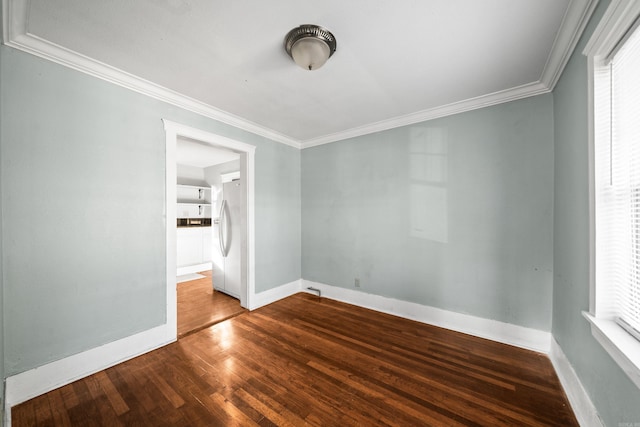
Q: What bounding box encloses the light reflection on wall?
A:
[409,127,448,243]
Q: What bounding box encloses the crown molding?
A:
[301,0,599,149]
[301,81,550,148]
[2,0,597,151]
[540,0,599,89]
[1,0,302,149]
[2,0,28,43]
[583,0,640,58]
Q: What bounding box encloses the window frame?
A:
[584,0,640,390]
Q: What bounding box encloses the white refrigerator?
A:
[212,179,242,298]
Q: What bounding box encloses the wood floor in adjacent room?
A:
[12,293,578,426]
[177,270,246,338]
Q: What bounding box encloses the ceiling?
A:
[176,136,240,168]
[2,0,596,148]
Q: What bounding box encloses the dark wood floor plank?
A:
[33,393,53,426]
[57,385,79,411]
[248,314,515,426]
[262,296,572,426]
[234,387,304,427]
[209,392,260,427]
[93,371,129,416]
[12,293,578,426]
[110,364,158,415]
[47,390,73,427]
[202,313,432,426]
[235,311,521,426]
[306,358,469,427]
[148,368,186,409]
[225,339,365,425]
[11,398,36,427]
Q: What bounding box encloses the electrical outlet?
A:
[354,278,360,288]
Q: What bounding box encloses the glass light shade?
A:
[290,38,331,71]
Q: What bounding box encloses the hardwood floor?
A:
[177,270,246,338]
[12,293,578,426]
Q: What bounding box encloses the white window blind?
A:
[599,22,640,340]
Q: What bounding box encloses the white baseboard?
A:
[301,280,552,353]
[300,280,602,426]
[1,278,302,426]
[549,339,603,427]
[3,324,174,426]
[176,262,212,276]
[3,279,600,427]
[250,279,302,310]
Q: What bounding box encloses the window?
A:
[585,0,640,390]
[597,18,640,341]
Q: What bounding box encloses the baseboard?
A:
[301,280,552,353]
[4,323,174,426]
[250,279,302,310]
[300,280,603,425]
[549,339,603,427]
[3,280,598,427]
[1,278,301,424]
[176,262,212,276]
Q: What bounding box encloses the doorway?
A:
[163,120,256,341]
[175,137,244,336]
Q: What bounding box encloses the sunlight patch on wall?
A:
[409,127,448,243]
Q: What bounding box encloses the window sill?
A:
[583,311,640,389]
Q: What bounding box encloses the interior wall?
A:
[255,142,301,292]
[0,4,4,419]
[0,44,301,377]
[0,158,4,427]
[552,0,640,425]
[176,164,206,186]
[302,94,554,330]
[204,159,241,196]
[0,34,5,424]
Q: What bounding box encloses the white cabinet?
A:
[177,227,203,268]
[176,184,213,275]
[176,226,212,275]
[202,227,212,263]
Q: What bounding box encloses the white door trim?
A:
[163,120,256,337]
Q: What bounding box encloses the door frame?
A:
[163,119,256,340]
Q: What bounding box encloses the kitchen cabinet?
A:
[176,183,213,275]
[176,226,212,275]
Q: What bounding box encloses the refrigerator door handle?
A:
[218,199,228,257]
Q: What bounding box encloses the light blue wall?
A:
[552,1,640,425]
[0,5,5,422]
[256,141,301,292]
[4,6,639,425]
[0,45,301,376]
[0,34,4,424]
[302,94,554,330]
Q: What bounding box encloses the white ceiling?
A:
[176,136,240,168]
[2,0,596,148]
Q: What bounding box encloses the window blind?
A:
[607,23,640,338]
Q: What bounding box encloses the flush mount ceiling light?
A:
[284,24,337,71]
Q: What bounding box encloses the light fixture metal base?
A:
[284,24,337,70]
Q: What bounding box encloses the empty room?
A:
[1,0,640,426]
